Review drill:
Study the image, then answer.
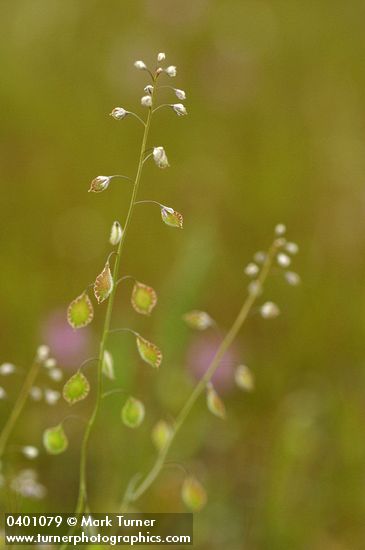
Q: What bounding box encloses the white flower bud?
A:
[275,223,286,236]
[48,368,63,382]
[153,146,170,169]
[171,103,187,116]
[0,363,15,376]
[36,345,50,363]
[244,263,259,277]
[284,271,301,286]
[88,175,110,193]
[141,95,152,107]
[174,88,186,100]
[157,52,166,62]
[260,301,280,319]
[29,386,42,401]
[248,280,262,296]
[254,251,266,264]
[277,253,291,268]
[22,446,39,459]
[44,358,56,369]
[110,107,128,120]
[285,241,299,255]
[134,60,147,70]
[44,389,61,406]
[165,65,177,77]
[109,221,123,245]
[0,387,6,400]
[144,85,153,95]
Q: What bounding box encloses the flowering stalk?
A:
[122,237,284,507]
[74,81,156,516]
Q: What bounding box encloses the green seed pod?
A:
[151,420,173,451]
[131,282,157,315]
[181,476,207,512]
[94,262,113,304]
[161,206,183,229]
[43,425,68,455]
[121,397,145,428]
[136,336,162,368]
[67,292,94,329]
[63,371,90,405]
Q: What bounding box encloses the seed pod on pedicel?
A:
[67,292,94,329]
[206,383,226,419]
[131,282,157,316]
[43,424,68,455]
[121,397,145,428]
[94,262,113,304]
[63,371,90,405]
[181,476,207,512]
[161,206,183,229]
[152,420,173,451]
[136,335,162,368]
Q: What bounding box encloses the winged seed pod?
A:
[63,371,90,405]
[161,206,183,229]
[110,221,123,246]
[94,262,113,304]
[136,335,162,368]
[131,282,157,315]
[121,397,145,428]
[235,365,254,392]
[181,476,207,512]
[183,310,213,330]
[151,420,173,452]
[102,350,115,380]
[206,383,226,419]
[43,425,68,455]
[88,175,111,193]
[67,292,94,329]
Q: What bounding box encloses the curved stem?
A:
[71,79,157,519]
[0,360,40,459]
[127,112,146,127]
[135,200,164,209]
[123,239,280,506]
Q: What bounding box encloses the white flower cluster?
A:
[243,224,301,320]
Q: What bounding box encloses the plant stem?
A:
[0,361,41,459]
[73,80,157,516]
[123,239,280,506]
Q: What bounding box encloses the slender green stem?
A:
[123,239,280,506]
[72,79,157,518]
[0,361,41,459]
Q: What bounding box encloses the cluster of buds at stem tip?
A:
[153,146,169,169]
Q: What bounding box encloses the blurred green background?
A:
[1,1,365,548]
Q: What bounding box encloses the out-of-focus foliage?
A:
[1,1,365,548]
